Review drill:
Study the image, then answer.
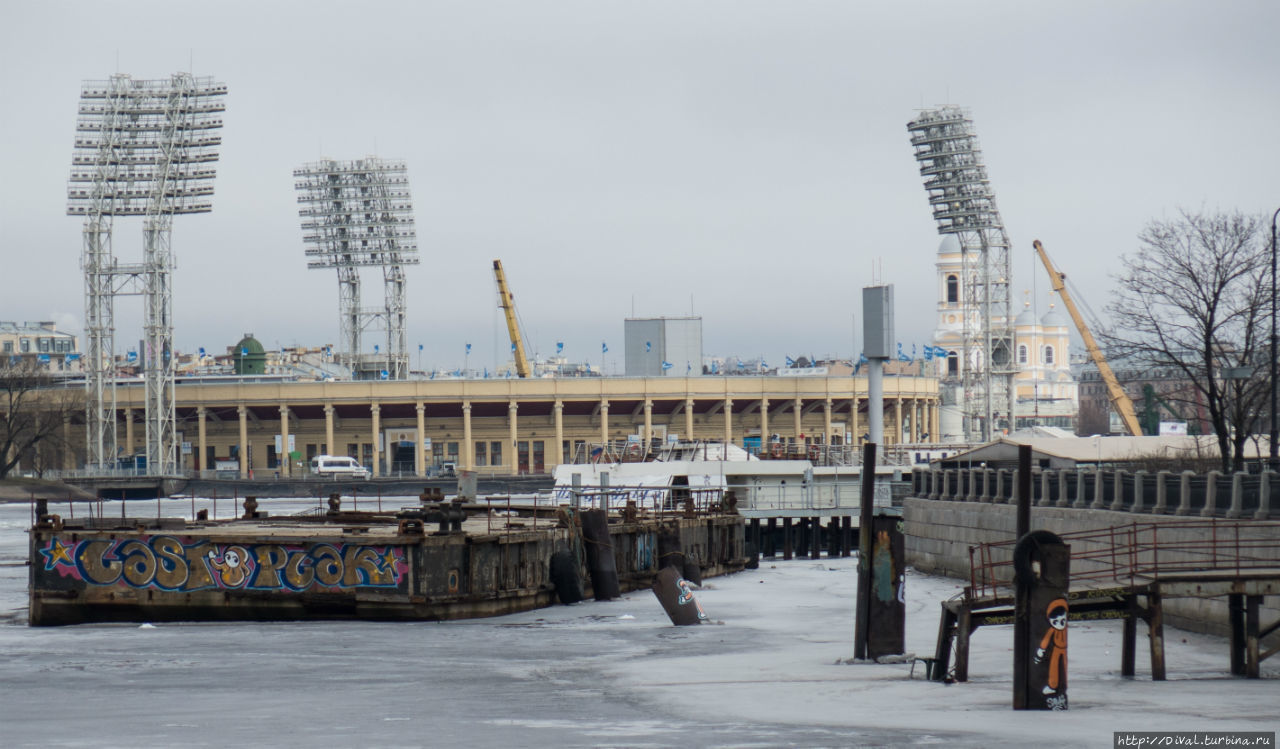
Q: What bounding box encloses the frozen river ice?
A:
[0,498,1274,748]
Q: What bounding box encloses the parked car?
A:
[310,455,370,479]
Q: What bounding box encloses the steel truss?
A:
[907,107,1015,441]
[294,158,419,380]
[68,73,226,473]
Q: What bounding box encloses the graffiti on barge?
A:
[38,535,408,592]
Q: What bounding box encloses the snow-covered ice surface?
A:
[0,499,1275,748]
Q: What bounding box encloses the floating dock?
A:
[28,493,747,626]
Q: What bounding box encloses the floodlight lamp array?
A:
[907,106,1003,235]
[67,74,227,217]
[294,158,419,268]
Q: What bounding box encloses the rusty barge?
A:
[28,492,748,627]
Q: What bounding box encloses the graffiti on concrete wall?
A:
[37,535,408,593]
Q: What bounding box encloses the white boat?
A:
[552,440,896,517]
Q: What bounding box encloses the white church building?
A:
[931,235,1079,440]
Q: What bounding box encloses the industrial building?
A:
[623,316,702,377]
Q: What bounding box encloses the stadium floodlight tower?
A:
[907,106,1015,442]
[68,72,227,474]
[294,158,419,380]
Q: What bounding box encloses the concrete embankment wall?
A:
[904,497,1279,638]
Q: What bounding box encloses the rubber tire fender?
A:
[1013,529,1064,588]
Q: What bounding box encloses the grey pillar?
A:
[1175,470,1194,516]
[1226,471,1245,519]
[1091,468,1107,509]
[1256,471,1273,520]
[1131,470,1147,514]
[1056,468,1070,508]
[1110,469,1128,512]
[1038,468,1051,507]
[996,469,1006,504]
[1153,470,1170,514]
[1073,468,1087,508]
[1201,470,1221,518]
[968,468,980,502]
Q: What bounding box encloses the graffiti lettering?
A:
[39,535,408,594]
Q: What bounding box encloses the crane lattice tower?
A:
[907,107,1015,441]
[68,73,227,473]
[294,158,419,380]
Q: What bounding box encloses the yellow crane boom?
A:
[1033,239,1142,436]
[492,259,532,378]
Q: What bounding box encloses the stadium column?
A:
[415,402,426,477]
[793,397,803,447]
[599,400,610,449]
[643,400,653,448]
[279,405,291,477]
[684,398,694,441]
[370,403,381,477]
[723,397,733,447]
[760,397,769,454]
[197,407,207,473]
[324,404,335,457]
[125,407,134,456]
[508,401,519,475]
[823,398,833,446]
[552,400,564,473]
[894,395,903,445]
[462,401,473,470]
[237,405,248,478]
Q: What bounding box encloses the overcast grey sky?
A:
[2,0,1277,373]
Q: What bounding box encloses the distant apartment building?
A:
[0,321,80,372]
[1076,363,1209,436]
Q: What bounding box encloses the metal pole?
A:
[1270,207,1279,469]
[854,441,877,660]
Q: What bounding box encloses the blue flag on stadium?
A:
[380,370,389,380]
[785,355,795,367]
[129,350,140,362]
[465,342,471,354]
[602,342,608,354]
[198,347,205,357]
[661,360,672,370]
[645,341,651,352]
[556,341,564,354]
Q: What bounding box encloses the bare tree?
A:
[0,359,80,480]
[1104,208,1269,473]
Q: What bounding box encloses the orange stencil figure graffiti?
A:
[1034,598,1068,695]
[207,545,252,588]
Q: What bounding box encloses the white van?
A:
[310,455,370,479]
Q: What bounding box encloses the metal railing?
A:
[967,519,1280,601]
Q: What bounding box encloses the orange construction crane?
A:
[492,259,531,378]
[1033,239,1142,436]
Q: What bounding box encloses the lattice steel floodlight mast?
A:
[907,107,1015,442]
[294,158,419,380]
[68,73,226,474]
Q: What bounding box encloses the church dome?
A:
[937,235,961,255]
[232,333,266,375]
[1014,302,1037,327]
[1040,304,1069,329]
